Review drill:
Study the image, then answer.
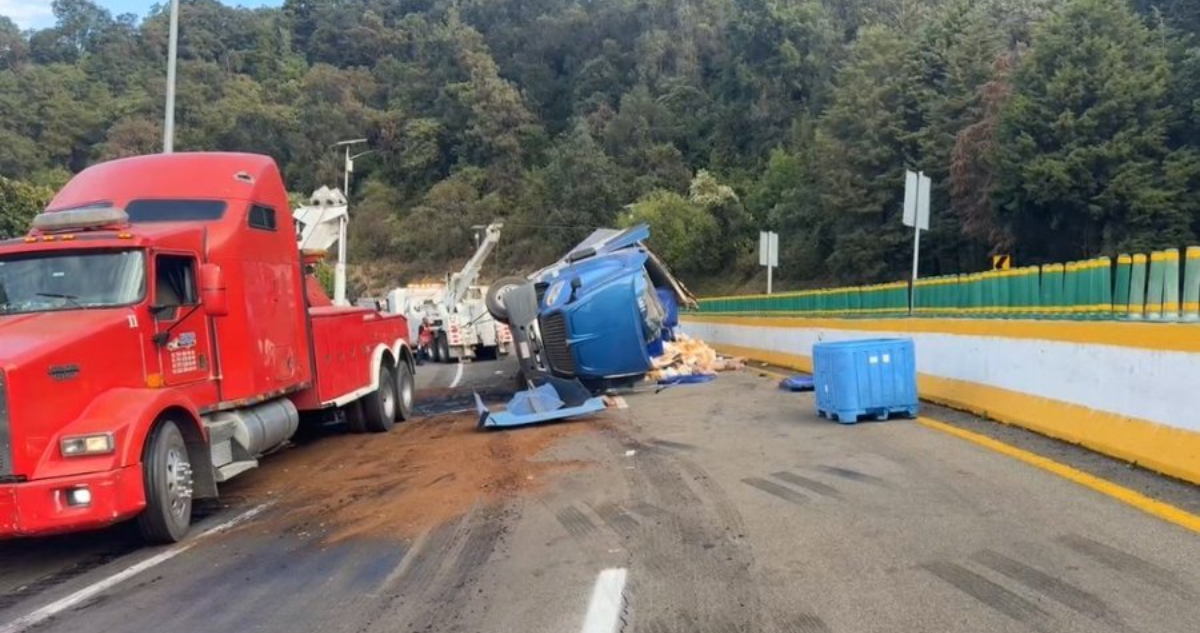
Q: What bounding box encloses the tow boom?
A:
[444,222,503,308]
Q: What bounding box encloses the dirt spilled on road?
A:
[227,413,594,542]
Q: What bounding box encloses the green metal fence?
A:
[696,246,1200,321]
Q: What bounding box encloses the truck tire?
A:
[485,276,526,323]
[431,335,443,363]
[437,332,451,363]
[394,361,415,421]
[475,345,498,362]
[345,399,367,433]
[137,419,194,543]
[363,364,397,433]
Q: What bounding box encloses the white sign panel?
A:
[918,173,931,230]
[759,231,778,267]
[902,170,930,231]
[903,171,918,227]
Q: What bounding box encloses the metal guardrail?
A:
[696,246,1200,321]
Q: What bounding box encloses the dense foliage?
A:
[1,0,1198,292]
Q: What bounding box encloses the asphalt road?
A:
[1,358,1197,633]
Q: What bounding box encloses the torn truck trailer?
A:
[487,224,696,391]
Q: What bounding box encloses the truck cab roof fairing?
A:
[47,153,281,212]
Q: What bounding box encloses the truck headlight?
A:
[61,433,115,457]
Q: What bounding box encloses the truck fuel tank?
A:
[203,398,299,458]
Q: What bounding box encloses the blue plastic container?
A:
[812,338,918,423]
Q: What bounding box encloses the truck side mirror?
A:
[199,263,229,317]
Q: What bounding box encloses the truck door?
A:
[152,253,214,389]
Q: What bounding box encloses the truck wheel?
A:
[394,361,415,421]
[431,337,443,363]
[345,399,367,433]
[137,419,194,543]
[485,276,526,324]
[363,364,397,433]
[437,333,451,363]
[475,345,497,362]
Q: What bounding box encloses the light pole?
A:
[163,0,180,153]
[331,139,374,305]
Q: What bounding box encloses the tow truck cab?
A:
[0,153,414,542]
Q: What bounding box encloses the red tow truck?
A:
[0,153,415,542]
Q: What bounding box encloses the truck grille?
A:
[539,311,576,376]
[0,374,11,478]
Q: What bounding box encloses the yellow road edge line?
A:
[917,417,1200,534]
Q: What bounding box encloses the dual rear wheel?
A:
[348,359,415,433]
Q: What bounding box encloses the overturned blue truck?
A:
[476,224,696,428]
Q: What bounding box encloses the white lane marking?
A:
[450,361,465,389]
[579,568,627,633]
[0,503,271,633]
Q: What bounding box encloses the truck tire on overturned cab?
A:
[363,364,398,433]
[137,419,194,543]
[485,276,527,323]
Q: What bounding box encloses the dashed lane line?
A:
[579,568,627,633]
[450,361,465,389]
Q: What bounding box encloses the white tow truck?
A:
[386,222,511,362]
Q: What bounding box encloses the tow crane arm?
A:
[444,222,503,309]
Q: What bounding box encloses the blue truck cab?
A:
[489,225,696,391]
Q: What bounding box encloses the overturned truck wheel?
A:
[485,276,527,324]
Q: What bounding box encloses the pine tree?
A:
[993,0,1191,259]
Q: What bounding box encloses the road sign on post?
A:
[903,170,931,313]
[902,171,930,231]
[759,231,779,295]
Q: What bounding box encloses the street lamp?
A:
[163,0,180,153]
[333,138,372,195]
[330,139,375,305]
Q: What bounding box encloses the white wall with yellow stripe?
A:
[681,315,1200,485]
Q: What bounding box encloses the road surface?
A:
[1,358,1197,633]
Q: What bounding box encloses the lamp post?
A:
[163,0,180,153]
[331,139,374,305]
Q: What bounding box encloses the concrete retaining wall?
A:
[681,315,1200,485]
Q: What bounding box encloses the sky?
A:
[2,0,283,30]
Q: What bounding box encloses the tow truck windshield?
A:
[0,250,145,314]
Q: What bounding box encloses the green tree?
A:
[3,0,1199,294]
[689,169,750,269]
[0,17,28,69]
[0,176,54,239]
[621,190,720,278]
[513,121,631,264]
[993,0,1189,259]
[814,25,920,282]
